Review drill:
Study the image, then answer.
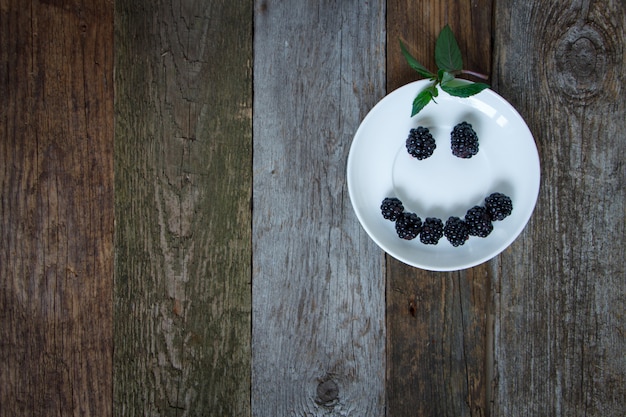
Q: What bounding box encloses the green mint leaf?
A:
[411,88,434,116]
[440,82,490,98]
[435,25,463,72]
[426,84,439,99]
[440,71,455,85]
[400,40,436,79]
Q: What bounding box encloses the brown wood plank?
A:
[113,0,252,414]
[251,1,386,415]
[0,0,114,415]
[386,1,494,416]
[387,1,492,93]
[491,1,626,415]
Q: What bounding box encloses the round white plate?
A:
[347,80,540,271]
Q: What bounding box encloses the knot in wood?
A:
[316,379,339,406]
[551,24,608,102]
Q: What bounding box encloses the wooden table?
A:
[2,0,625,415]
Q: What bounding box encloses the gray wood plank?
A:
[252,1,386,415]
[0,0,114,415]
[114,0,252,414]
[492,1,626,415]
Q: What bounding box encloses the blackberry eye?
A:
[406,126,436,160]
[451,121,479,158]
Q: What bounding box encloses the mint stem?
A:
[458,69,489,80]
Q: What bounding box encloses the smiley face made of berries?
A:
[381,122,513,247]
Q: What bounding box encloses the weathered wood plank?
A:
[385,1,494,416]
[492,1,626,415]
[0,0,114,415]
[113,0,252,415]
[251,0,386,415]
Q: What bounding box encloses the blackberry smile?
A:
[380,192,513,246]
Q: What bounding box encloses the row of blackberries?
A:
[406,121,479,160]
[380,192,513,246]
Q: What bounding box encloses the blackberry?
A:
[465,206,493,237]
[406,126,436,160]
[395,212,422,240]
[380,197,404,221]
[450,121,479,158]
[485,192,513,221]
[444,216,470,247]
[419,217,444,245]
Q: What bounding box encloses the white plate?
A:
[347,80,540,271]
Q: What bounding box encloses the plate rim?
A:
[347,80,541,271]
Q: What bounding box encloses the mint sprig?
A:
[401,25,490,117]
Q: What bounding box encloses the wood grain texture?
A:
[251,0,386,415]
[386,1,494,416]
[492,0,626,415]
[0,0,114,415]
[387,0,492,92]
[113,0,252,415]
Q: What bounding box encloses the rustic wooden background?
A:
[1,0,624,416]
